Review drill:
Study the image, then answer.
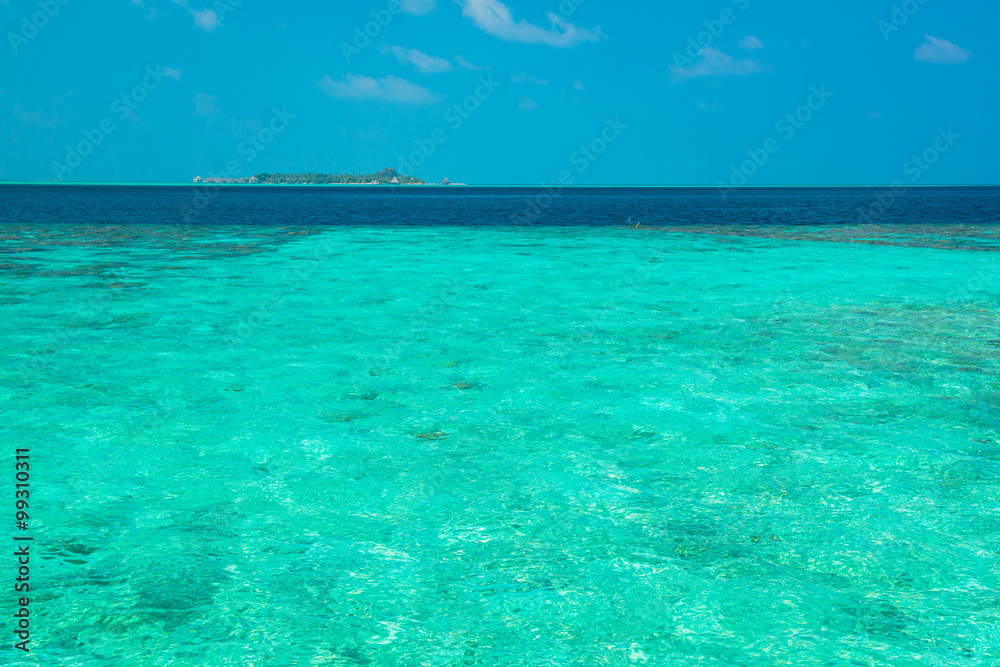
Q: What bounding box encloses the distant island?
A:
[192,168,425,185]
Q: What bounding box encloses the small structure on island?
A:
[193,176,202,183]
[390,177,399,184]
[248,176,258,184]
[442,177,451,185]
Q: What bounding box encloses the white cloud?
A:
[384,45,453,73]
[456,55,483,71]
[172,0,220,32]
[458,0,601,47]
[738,35,764,51]
[163,66,183,80]
[317,74,437,104]
[511,70,548,86]
[518,97,538,111]
[193,92,222,117]
[914,35,971,64]
[192,9,219,31]
[670,48,763,83]
[401,0,437,14]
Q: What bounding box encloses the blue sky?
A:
[1,0,996,184]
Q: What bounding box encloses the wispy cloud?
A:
[738,35,764,51]
[383,45,454,73]
[458,0,601,47]
[518,97,538,111]
[317,74,437,104]
[511,70,548,86]
[401,0,437,14]
[172,0,220,32]
[456,55,483,71]
[670,48,763,83]
[914,35,971,64]
[193,92,222,117]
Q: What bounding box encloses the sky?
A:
[1,0,997,185]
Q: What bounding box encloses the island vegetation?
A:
[253,168,424,185]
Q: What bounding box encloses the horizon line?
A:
[1,182,999,188]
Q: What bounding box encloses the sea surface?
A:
[2,186,999,666]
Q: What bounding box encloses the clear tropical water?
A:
[2,186,999,666]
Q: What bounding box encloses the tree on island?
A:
[253,168,424,185]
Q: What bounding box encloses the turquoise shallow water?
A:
[3,224,1000,665]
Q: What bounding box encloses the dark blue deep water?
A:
[2,185,998,227]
